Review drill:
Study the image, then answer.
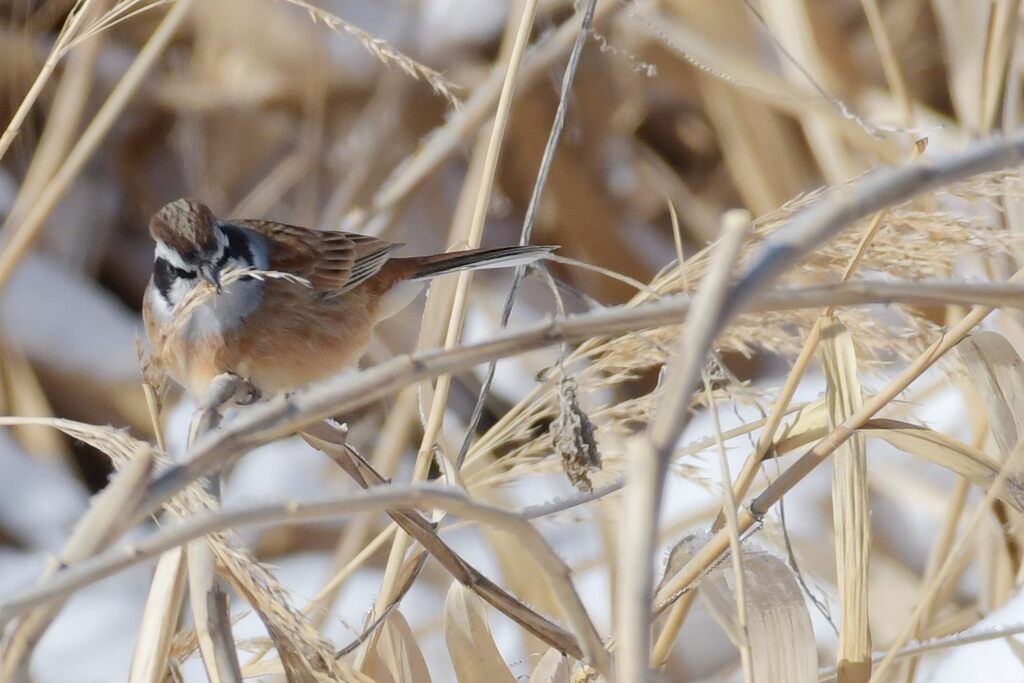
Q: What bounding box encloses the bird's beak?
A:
[199,263,222,293]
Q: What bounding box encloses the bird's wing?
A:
[228,219,402,294]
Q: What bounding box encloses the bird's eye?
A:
[154,258,197,298]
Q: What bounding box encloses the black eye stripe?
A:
[154,257,195,300]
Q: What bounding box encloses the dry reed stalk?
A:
[3,0,110,230]
[703,374,754,683]
[869,435,1024,681]
[820,318,872,682]
[127,549,188,683]
[0,0,96,163]
[370,0,621,216]
[652,274,1024,613]
[859,0,912,126]
[0,480,614,674]
[0,0,195,291]
[363,0,542,666]
[616,211,749,682]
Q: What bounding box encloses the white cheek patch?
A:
[148,278,195,322]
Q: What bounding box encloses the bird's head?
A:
[150,198,226,292]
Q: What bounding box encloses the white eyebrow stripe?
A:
[155,240,194,271]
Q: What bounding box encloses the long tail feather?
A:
[406,245,555,281]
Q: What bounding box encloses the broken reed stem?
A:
[364,0,542,663]
[0,0,195,292]
[820,319,872,682]
[129,380,180,683]
[616,211,750,683]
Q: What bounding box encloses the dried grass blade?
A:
[186,542,243,683]
[956,332,1024,458]
[861,420,1024,511]
[711,548,818,682]
[953,331,1024,578]
[667,533,818,682]
[301,425,588,661]
[368,0,541,663]
[820,316,872,682]
[280,0,459,107]
[128,548,188,683]
[363,609,432,683]
[528,649,571,683]
[0,0,196,292]
[444,582,517,683]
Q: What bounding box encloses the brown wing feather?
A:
[227,219,402,293]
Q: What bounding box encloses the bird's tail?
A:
[405,245,556,281]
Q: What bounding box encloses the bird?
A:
[142,198,554,400]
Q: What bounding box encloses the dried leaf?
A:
[528,648,570,683]
[665,532,817,682]
[864,420,1024,511]
[129,549,188,683]
[550,377,601,491]
[820,317,872,682]
[364,609,432,683]
[956,331,1024,459]
[444,582,516,683]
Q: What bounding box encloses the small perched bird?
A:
[143,199,553,399]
